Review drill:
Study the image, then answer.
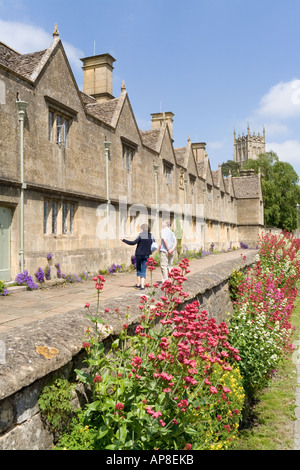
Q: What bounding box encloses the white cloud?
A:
[0,19,83,73]
[256,79,300,119]
[266,140,300,164]
[0,19,51,52]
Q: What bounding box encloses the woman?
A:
[121,224,154,290]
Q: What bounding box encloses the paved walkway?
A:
[0,250,249,334]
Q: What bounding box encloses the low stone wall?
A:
[0,251,257,450]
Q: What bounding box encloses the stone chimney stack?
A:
[151,112,174,139]
[191,142,207,163]
[80,53,116,102]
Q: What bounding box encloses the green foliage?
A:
[243,152,300,231]
[54,410,100,450]
[0,280,9,296]
[221,160,241,177]
[38,377,74,434]
[233,296,300,450]
[55,262,245,450]
[228,270,245,302]
[228,233,299,400]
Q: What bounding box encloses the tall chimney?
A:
[80,53,116,102]
[151,112,174,139]
[191,142,207,163]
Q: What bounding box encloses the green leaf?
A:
[186,428,198,435]
[116,424,127,443]
[105,444,117,450]
[98,425,109,439]
[86,400,102,411]
[112,339,119,349]
[86,314,104,324]
[101,398,115,411]
[74,369,93,384]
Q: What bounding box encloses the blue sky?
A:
[1,0,300,179]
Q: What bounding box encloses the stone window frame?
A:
[189,174,196,195]
[48,109,70,147]
[121,137,138,172]
[43,198,76,236]
[163,160,173,186]
[207,184,212,201]
[45,96,77,149]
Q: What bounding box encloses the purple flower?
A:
[45,265,51,280]
[55,263,62,278]
[35,267,45,283]
[15,271,38,290]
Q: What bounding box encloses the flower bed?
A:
[54,259,245,450]
[46,231,299,450]
[228,231,300,400]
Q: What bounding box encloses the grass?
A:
[232,294,300,450]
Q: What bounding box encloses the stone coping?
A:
[0,251,257,401]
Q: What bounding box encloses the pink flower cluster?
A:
[93,274,106,291]
[82,252,245,449]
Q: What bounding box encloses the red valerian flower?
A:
[131,356,143,368]
[93,375,102,383]
[115,402,124,410]
[184,443,192,450]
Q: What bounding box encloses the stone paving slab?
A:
[0,249,251,334]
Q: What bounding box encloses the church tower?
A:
[233,124,265,164]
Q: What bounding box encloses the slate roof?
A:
[232,175,261,198]
[0,39,123,128]
[0,42,48,81]
[139,129,161,152]
[80,92,120,126]
[174,147,187,167]
[212,170,220,187]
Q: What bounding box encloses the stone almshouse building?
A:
[0,27,264,281]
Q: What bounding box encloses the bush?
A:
[55,259,245,450]
[228,270,245,302]
[38,377,74,435]
[228,232,298,400]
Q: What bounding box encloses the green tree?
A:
[242,152,300,231]
[221,160,240,177]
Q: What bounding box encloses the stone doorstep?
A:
[5,284,27,293]
[6,278,66,294]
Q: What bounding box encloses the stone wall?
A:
[0,251,256,450]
